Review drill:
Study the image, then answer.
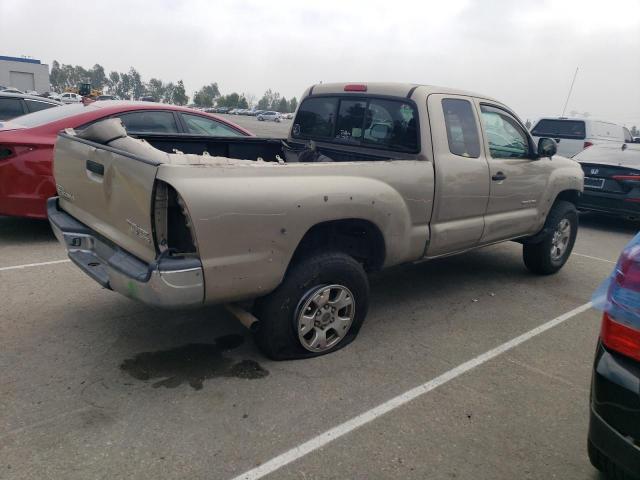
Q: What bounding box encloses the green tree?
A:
[193,82,220,107]
[171,80,189,105]
[277,96,288,112]
[90,64,107,90]
[145,78,165,101]
[162,82,175,103]
[257,89,275,110]
[289,97,297,113]
[107,71,120,93]
[269,92,281,111]
[50,61,64,91]
[129,67,144,99]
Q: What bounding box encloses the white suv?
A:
[531,117,632,157]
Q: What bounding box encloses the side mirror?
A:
[537,137,557,158]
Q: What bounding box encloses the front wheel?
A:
[523,200,578,275]
[253,252,369,360]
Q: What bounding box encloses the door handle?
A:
[86,160,104,176]
[492,172,506,181]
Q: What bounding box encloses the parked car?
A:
[1,87,24,94]
[138,96,157,102]
[59,92,83,104]
[588,232,640,479]
[573,142,640,220]
[96,95,118,101]
[531,117,632,158]
[0,92,62,120]
[216,107,230,114]
[40,91,60,100]
[257,111,281,122]
[0,101,252,218]
[48,82,583,360]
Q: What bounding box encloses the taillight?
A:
[601,312,640,361]
[583,141,593,149]
[612,175,640,182]
[601,245,640,361]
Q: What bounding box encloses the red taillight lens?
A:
[601,312,640,361]
[583,141,593,149]
[601,244,640,361]
[612,175,640,182]
[344,84,367,92]
[615,248,640,291]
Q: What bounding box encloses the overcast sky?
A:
[1,0,639,125]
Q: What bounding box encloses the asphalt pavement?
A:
[0,118,637,479]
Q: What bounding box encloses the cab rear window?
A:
[293,96,419,153]
[531,119,585,140]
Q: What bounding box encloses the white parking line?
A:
[230,301,594,480]
[0,259,70,272]
[573,252,616,265]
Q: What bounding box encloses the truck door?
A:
[475,102,549,242]
[425,94,490,256]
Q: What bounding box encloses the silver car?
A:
[257,111,281,122]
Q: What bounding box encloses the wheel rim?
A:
[296,284,355,353]
[550,217,571,261]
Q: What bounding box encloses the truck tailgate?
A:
[53,128,162,263]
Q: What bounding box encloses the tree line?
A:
[49,61,297,112]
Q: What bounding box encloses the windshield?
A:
[11,103,96,128]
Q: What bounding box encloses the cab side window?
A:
[480,105,530,159]
[442,98,480,158]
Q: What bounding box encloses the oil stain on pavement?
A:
[120,334,269,390]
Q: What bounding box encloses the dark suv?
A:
[0,92,61,121]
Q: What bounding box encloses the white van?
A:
[530,117,632,157]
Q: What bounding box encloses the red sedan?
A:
[0,101,253,219]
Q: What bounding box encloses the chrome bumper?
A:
[47,198,204,308]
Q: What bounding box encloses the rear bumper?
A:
[47,197,204,309]
[579,189,640,218]
[589,342,640,478]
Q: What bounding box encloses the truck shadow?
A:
[579,212,639,235]
[0,216,55,244]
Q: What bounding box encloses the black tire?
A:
[523,200,578,275]
[588,439,638,480]
[253,252,369,360]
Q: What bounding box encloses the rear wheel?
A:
[588,439,637,480]
[253,252,369,360]
[523,200,578,275]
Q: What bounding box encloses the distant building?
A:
[0,55,49,93]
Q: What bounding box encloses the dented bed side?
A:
[51,117,435,305]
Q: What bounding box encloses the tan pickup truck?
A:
[48,82,584,359]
